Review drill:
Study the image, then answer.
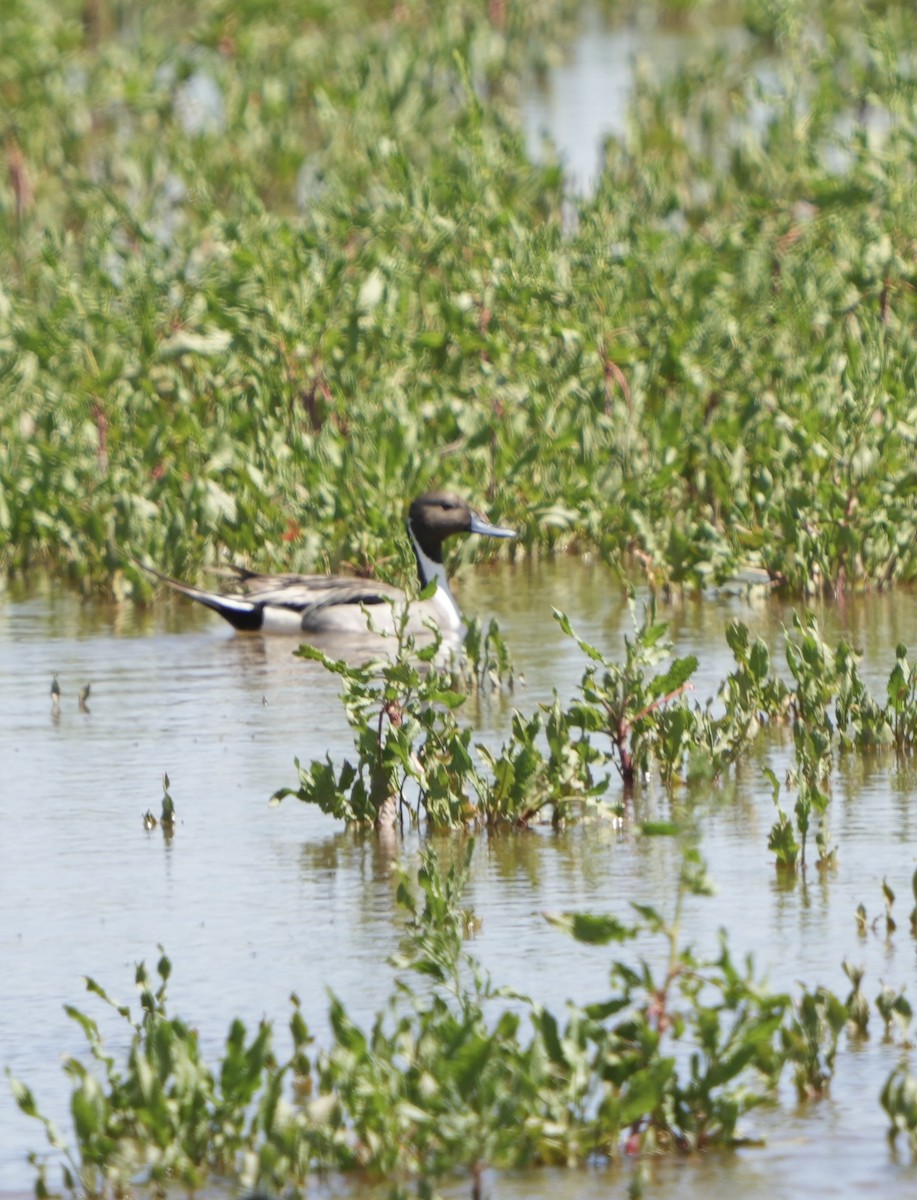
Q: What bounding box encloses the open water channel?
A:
[3,558,917,1198]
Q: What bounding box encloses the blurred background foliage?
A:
[1,0,915,595]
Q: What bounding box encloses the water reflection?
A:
[3,563,917,1197]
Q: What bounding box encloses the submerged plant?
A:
[843,961,870,1038]
[765,615,914,870]
[885,646,917,751]
[272,591,917,862]
[845,888,917,1044]
[781,986,848,1100]
[455,615,518,695]
[546,821,791,1153]
[8,952,282,1198]
[717,620,789,755]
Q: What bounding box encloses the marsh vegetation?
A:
[3,0,915,596]
[4,0,917,1196]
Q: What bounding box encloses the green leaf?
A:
[7,1075,39,1118]
[649,655,698,699]
[553,609,605,661]
[544,911,638,944]
[70,1089,100,1141]
[630,902,665,930]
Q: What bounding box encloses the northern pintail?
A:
[137,492,515,637]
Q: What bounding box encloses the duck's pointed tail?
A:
[132,559,264,632]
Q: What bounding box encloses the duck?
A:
[136,492,515,638]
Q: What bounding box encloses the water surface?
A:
[520,7,747,192]
[2,562,917,1197]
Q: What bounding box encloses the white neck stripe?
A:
[410,531,462,628]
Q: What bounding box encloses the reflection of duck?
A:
[137,493,515,637]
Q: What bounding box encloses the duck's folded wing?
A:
[239,574,405,610]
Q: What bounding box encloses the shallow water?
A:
[520,7,748,193]
[520,5,891,200]
[3,561,917,1196]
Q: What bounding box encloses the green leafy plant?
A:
[885,645,917,751]
[557,602,703,788]
[843,961,870,1038]
[544,821,794,1153]
[272,593,917,856]
[882,1065,917,1155]
[763,617,917,869]
[271,607,608,829]
[9,839,854,1200]
[455,615,518,695]
[8,952,284,1198]
[270,609,481,828]
[781,986,848,1100]
[2,2,916,598]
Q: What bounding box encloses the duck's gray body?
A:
[139,492,515,638]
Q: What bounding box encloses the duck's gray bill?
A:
[470,514,516,539]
